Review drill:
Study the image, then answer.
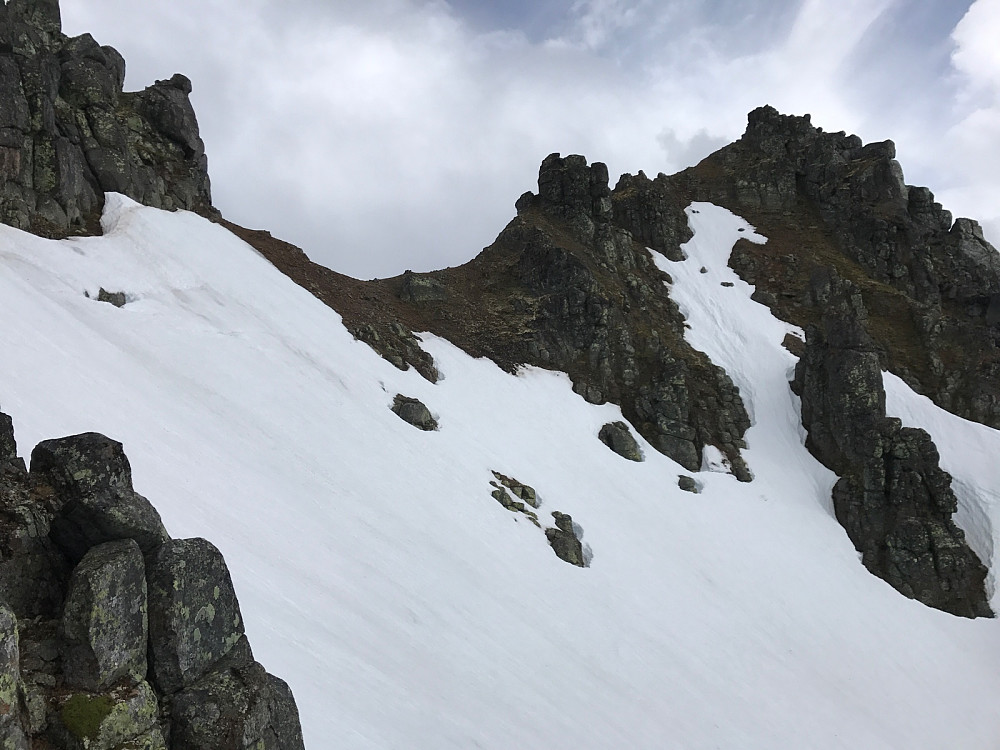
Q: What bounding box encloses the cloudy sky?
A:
[59,0,999,279]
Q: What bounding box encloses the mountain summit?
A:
[3,3,1000,749]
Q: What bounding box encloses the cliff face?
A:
[0,413,305,749]
[0,0,213,237]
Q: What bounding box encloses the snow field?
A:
[0,195,998,748]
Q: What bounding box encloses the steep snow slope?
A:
[2,195,999,749]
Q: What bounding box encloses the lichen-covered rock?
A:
[792,272,991,617]
[170,636,305,750]
[50,681,161,750]
[29,432,169,561]
[0,600,29,750]
[545,512,585,567]
[146,538,244,695]
[391,394,438,431]
[61,539,147,691]
[598,421,643,462]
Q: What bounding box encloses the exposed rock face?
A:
[792,274,991,618]
[666,104,1000,432]
[598,421,643,462]
[0,412,305,749]
[266,154,752,479]
[0,0,213,238]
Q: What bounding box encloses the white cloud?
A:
[57,0,998,275]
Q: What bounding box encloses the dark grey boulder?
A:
[391,394,438,431]
[678,475,699,493]
[95,288,127,308]
[545,511,585,567]
[598,421,643,462]
[170,636,305,750]
[30,432,169,561]
[146,538,245,695]
[0,600,29,750]
[61,539,147,691]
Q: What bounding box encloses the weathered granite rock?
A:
[391,394,438,431]
[0,600,30,750]
[30,433,169,561]
[598,421,643,462]
[792,272,991,617]
[169,636,305,750]
[545,512,585,567]
[0,0,213,238]
[60,539,147,691]
[50,681,161,750]
[146,538,244,695]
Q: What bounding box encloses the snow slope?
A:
[2,195,999,748]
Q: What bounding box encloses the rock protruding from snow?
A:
[146,538,245,695]
[60,539,148,691]
[545,512,585,567]
[30,433,170,562]
[0,0,213,237]
[598,421,643,462]
[793,271,991,618]
[391,394,438,431]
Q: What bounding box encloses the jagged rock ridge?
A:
[0,0,213,237]
[0,413,305,749]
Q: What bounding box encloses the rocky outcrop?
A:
[663,105,1000,432]
[791,273,991,618]
[0,412,305,749]
[0,0,213,238]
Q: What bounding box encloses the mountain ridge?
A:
[3,2,1000,747]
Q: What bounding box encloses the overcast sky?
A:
[59,0,999,279]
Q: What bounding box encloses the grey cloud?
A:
[58,0,998,276]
